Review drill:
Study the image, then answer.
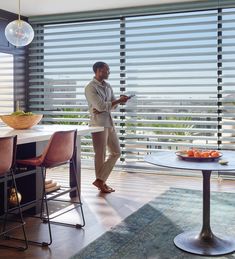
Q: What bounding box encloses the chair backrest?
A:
[41,130,77,168]
[0,135,17,176]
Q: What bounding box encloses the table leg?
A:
[69,136,81,198]
[174,170,235,256]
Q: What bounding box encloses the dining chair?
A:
[16,129,85,246]
[0,135,28,251]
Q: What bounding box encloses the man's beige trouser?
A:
[92,127,121,182]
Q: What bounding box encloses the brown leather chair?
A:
[0,135,28,251]
[17,129,85,246]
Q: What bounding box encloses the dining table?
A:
[144,150,235,256]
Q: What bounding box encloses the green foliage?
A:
[53,108,87,125]
[11,111,34,116]
[125,116,192,136]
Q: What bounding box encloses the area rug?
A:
[70,188,235,259]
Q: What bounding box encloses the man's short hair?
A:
[93,61,107,73]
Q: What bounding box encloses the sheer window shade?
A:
[28,20,122,159]
[0,50,27,120]
[220,8,235,150]
[0,53,14,118]
[28,7,235,169]
[123,10,221,165]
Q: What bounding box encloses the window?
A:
[0,10,27,117]
[220,8,235,150]
[28,6,235,170]
[28,20,122,160]
[0,52,14,117]
[124,10,219,165]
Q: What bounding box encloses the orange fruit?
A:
[187,150,194,157]
[209,150,216,156]
[210,151,220,158]
[194,151,201,158]
[201,151,209,158]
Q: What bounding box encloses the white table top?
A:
[0,124,104,144]
[144,150,235,172]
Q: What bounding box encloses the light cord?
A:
[18,0,21,21]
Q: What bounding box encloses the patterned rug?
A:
[70,188,235,259]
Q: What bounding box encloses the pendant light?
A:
[5,0,34,47]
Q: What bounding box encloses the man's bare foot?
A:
[93,179,112,193]
[104,184,115,192]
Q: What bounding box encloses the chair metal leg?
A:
[0,171,28,251]
[23,167,52,246]
[48,159,85,228]
[11,167,53,247]
[10,157,86,248]
[2,190,9,235]
[72,159,85,228]
[41,167,52,245]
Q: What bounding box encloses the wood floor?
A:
[0,167,234,259]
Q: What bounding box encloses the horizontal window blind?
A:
[0,48,27,123]
[28,20,123,160]
[28,6,235,171]
[220,8,235,150]
[123,10,219,164]
[0,52,14,119]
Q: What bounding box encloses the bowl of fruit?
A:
[0,110,43,130]
[175,149,222,162]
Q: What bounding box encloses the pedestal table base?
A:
[174,231,235,256]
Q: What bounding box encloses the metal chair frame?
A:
[16,130,85,246]
[0,135,28,251]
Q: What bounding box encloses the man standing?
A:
[85,61,130,193]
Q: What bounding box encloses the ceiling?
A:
[1,0,200,17]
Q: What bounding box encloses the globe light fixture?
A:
[5,0,34,47]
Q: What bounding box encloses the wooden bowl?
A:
[0,114,43,130]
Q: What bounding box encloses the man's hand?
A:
[119,95,129,105]
[111,95,130,107]
[93,108,102,114]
